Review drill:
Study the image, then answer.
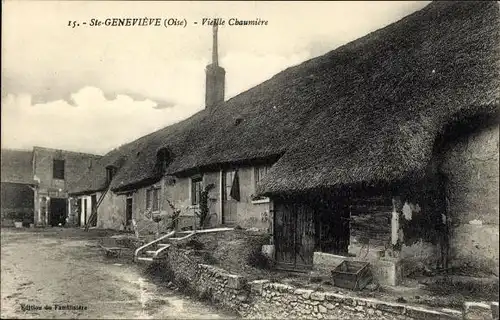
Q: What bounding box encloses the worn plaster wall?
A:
[441,123,499,275]
[233,166,272,231]
[33,148,66,193]
[33,147,99,195]
[396,196,442,276]
[163,174,217,230]
[165,166,272,231]
[347,193,440,279]
[74,192,126,229]
[33,147,100,226]
[132,182,175,233]
[97,191,126,229]
[92,164,272,232]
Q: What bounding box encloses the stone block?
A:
[311,292,326,301]
[375,301,406,315]
[371,258,402,286]
[464,302,493,320]
[250,280,269,294]
[491,302,499,320]
[324,292,342,302]
[295,288,313,299]
[274,283,294,293]
[227,274,245,289]
[318,304,327,313]
[405,306,461,320]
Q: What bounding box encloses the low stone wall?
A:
[244,281,463,319]
[160,246,496,319]
[162,246,249,313]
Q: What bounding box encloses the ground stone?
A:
[311,292,326,301]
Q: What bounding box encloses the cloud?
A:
[1,48,307,155]
[1,1,430,154]
[1,87,186,154]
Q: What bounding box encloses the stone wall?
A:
[162,246,249,313]
[244,281,462,320]
[160,245,475,320]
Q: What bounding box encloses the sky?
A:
[1,1,430,155]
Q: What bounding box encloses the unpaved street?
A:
[1,228,237,319]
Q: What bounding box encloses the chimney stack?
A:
[205,23,225,109]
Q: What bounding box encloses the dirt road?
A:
[1,228,238,319]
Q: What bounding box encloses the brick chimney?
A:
[205,23,225,109]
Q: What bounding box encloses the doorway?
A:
[126,197,133,227]
[222,170,238,225]
[49,198,67,226]
[91,194,97,227]
[273,199,315,270]
[273,196,350,271]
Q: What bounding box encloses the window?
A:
[106,166,116,184]
[224,170,235,201]
[53,159,65,179]
[156,148,171,175]
[252,165,271,202]
[254,165,270,188]
[191,176,203,205]
[146,188,160,212]
[146,189,151,210]
[153,189,160,212]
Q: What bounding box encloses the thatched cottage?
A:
[68,1,499,282]
[1,147,101,227]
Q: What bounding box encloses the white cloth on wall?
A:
[391,210,399,246]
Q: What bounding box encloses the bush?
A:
[185,239,205,250]
[248,251,272,269]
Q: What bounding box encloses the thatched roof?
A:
[68,140,140,195]
[1,149,35,185]
[258,1,499,195]
[69,1,499,195]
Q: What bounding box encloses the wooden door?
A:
[91,194,97,227]
[126,197,133,226]
[222,170,238,225]
[274,199,315,270]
